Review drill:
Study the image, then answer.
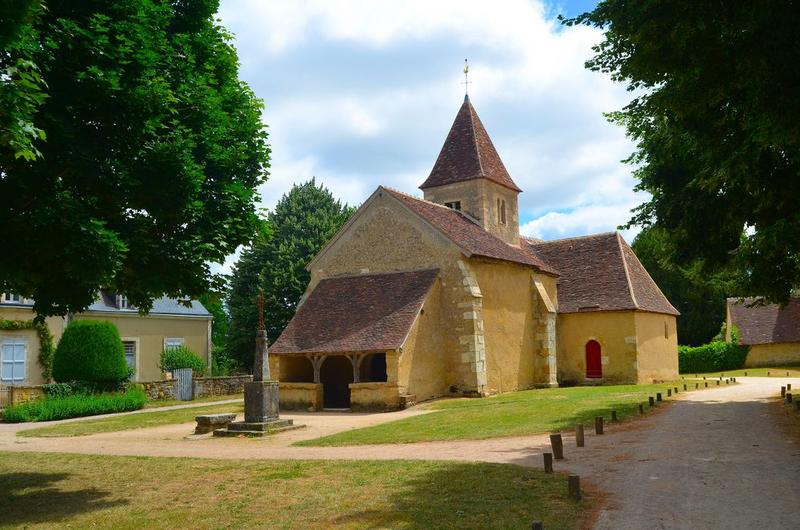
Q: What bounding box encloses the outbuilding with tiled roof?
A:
[726,297,800,367]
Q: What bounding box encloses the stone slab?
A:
[194,413,237,434]
[213,419,304,438]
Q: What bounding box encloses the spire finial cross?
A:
[462,58,471,98]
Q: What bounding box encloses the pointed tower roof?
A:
[420,96,521,192]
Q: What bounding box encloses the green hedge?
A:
[52,321,130,384]
[3,387,147,423]
[159,346,206,375]
[679,341,749,373]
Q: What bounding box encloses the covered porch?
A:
[277,352,400,411]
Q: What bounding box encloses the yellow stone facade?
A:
[744,343,800,367]
[0,302,211,385]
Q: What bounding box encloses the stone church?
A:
[270,96,679,411]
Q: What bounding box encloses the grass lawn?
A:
[0,452,591,530]
[681,366,800,378]
[299,382,686,446]
[144,393,243,409]
[17,402,244,438]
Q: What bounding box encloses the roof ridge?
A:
[380,186,483,225]
[467,102,486,178]
[616,232,639,309]
[529,231,618,245]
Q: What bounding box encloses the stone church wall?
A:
[633,312,679,383]
[557,311,639,384]
[471,260,556,393]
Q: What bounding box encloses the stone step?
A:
[226,419,293,432]
[213,421,303,438]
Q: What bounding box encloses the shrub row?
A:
[3,387,147,423]
[678,341,749,374]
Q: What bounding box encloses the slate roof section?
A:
[419,97,522,192]
[527,233,679,315]
[382,187,558,275]
[86,293,211,317]
[270,269,439,355]
[727,297,800,345]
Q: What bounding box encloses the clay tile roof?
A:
[419,97,521,192]
[527,233,679,315]
[727,297,800,345]
[382,188,558,275]
[270,269,439,355]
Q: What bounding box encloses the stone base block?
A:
[244,380,279,423]
[213,419,303,437]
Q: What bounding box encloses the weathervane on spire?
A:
[462,58,471,100]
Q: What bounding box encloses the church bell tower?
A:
[419,95,521,246]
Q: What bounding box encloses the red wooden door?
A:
[585,340,602,378]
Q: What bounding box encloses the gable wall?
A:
[306,191,486,394]
[633,312,679,383]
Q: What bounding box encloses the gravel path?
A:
[2,378,798,528]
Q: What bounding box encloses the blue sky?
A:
[217,0,644,270]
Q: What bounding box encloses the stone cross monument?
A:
[214,293,298,436]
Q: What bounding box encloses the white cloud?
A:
[218,0,643,254]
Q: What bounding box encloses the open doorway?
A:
[320,355,353,408]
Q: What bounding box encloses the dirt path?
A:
[2,378,799,528]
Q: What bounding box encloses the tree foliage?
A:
[0,0,270,318]
[632,226,737,346]
[227,180,354,369]
[566,1,800,303]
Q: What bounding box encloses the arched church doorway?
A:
[585,340,602,379]
[320,355,353,408]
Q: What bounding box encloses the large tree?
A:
[632,226,737,346]
[0,0,269,317]
[227,180,354,369]
[565,1,800,303]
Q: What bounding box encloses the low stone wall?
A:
[3,385,46,407]
[350,382,401,412]
[140,380,177,400]
[193,375,251,397]
[141,375,252,401]
[279,382,323,411]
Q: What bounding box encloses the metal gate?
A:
[174,368,193,401]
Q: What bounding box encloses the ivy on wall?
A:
[0,319,55,381]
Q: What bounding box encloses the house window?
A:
[664,321,669,339]
[1,339,26,384]
[444,201,461,211]
[122,339,137,377]
[2,293,22,304]
[116,295,130,309]
[164,337,184,350]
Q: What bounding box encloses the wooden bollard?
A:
[768,371,770,376]
[595,416,604,435]
[744,371,747,376]
[667,389,671,397]
[787,372,790,377]
[568,475,581,500]
[703,376,706,380]
[704,382,708,388]
[695,383,699,389]
[787,393,793,404]
[543,452,553,473]
[550,434,564,460]
[649,396,655,407]
[788,384,792,391]
[611,410,618,422]
[639,403,644,414]
[575,424,585,447]
[725,380,729,385]
[683,384,687,391]
[531,522,544,530]
[781,386,786,397]
[716,381,720,386]
[656,392,663,402]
